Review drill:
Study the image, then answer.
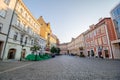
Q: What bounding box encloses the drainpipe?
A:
[2,0,18,60]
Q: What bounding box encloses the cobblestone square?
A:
[0,55,120,80]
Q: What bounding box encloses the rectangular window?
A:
[23,23,25,30]
[31,40,34,45]
[95,39,98,46]
[20,22,24,29]
[117,18,120,33]
[98,28,101,34]
[102,36,108,44]
[25,13,27,17]
[0,23,3,32]
[117,7,120,14]
[17,20,20,27]
[119,27,120,33]
[94,31,96,36]
[4,0,10,5]
[27,27,30,33]
[13,32,18,40]
[25,37,27,44]
[29,28,32,34]
[20,8,23,13]
[34,23,36,28]
[96,29,99,35]
[20,34,23,44]
[0,9,7,18]
[113,9,119,17]
[98,38,102,45]
[101,26,105,33]
[29,17,31,22]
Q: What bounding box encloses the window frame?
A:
[0,23,3,32]
[13,32,18,41]
[102,36,108,45]
[4,0,10,5]
[0,9,7,18]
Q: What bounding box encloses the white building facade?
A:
[0,0,46,60]
[0,0,17,60]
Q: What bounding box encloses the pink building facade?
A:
[84,18,116,58]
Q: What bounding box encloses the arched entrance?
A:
[22,49,26,58]
[91,50,94,57]
[0,41,4,59]
[104,50,109,58]
[8,49,16,59]
[88,51,90,57]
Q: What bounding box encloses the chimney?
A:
[89,24,95,30]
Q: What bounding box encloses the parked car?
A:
[51,53,55,58]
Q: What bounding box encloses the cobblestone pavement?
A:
[0,55,120,80]
[0,60,32,72]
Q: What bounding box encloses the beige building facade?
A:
[67,38,75,54]
[59,43,68,54]
[74,33,86,56]
[63,33,86,56]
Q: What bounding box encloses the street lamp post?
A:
[47,33,50,48]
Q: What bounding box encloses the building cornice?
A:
[18,0,41,27]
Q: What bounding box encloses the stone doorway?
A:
[91,50,94,57]
[22,49,26,58]
[88,51,90,57]
[0,41,4,59]
[104,50,109,58]
[8,49,16,59]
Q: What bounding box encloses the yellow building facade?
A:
[50,34,58,48]
[37,16,51,39]
[37,16,58,49]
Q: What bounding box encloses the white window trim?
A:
[13,32,18,41]
[4,0,10,5]
[0,9,7,18]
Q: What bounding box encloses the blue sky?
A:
[23,0,120,43]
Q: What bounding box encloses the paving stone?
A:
[0,55,120,80]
